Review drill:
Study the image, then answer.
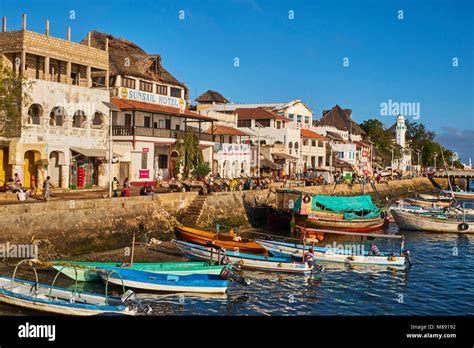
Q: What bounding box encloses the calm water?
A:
[1,224,473,316]
[138,224,474,316]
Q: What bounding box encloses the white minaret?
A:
[396,115,406,148]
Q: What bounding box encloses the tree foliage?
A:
[0,61,32,137]
[360,118,463,169]
[174,130,209,178]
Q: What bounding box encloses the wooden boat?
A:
[418,193,453,202]
[99,267,228,294]
[172,240,314,274]
[51,261,226,282]
[175,226,267,254]
[299,216,386,233]
[391,208,474,233]
[404,197,452,208]
[256,236,407,268]
[0,276,150,315]
[0,260,151,315]
[442,190,474,201]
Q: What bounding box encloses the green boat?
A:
[51,261,226,282]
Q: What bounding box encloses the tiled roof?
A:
[110,98,215,120]
[301,129,327,140]
[207,125,250,136]
[234,107,290,121]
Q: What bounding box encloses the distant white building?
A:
[391,115,412,171]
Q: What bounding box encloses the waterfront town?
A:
[0,14,467,198]
[0,9,473,338]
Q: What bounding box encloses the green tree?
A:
[0,61,32,137]
[174,130,209,178]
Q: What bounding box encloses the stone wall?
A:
[0,192,197,258]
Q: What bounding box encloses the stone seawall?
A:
[0,192,198,258]
[0,177,435,258]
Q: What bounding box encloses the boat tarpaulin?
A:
[312,195,380,214]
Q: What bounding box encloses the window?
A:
[144,115,151,127]
[288,113,294,120]
[50,106,65,126]
[312,140,316,147]
[28,104,42,125]
[165,119,171,129]
[256,119,270,127]
[276,121,281,129]
[237,119,251,127]
[141,152,148,169]
[124,114,132,126]
[122,77,136,89]
[156,84,168,95]
[139,81,153,93]
[170,87,182,98]
[175,124,180,130]
[158,155,167,169]
[303,139,308,146]
[318,140,324,147]
[73,110,86,128]
[92,112,103,126]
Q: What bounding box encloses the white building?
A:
[300,129,328,170]
[391,115,412,171]
[234,107,300,176]
[0,16,111,189]
[86,31,215,184]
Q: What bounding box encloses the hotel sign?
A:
[120,87,186,110]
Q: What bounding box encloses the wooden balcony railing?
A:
[112,126,214,141]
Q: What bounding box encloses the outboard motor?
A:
[220,266,250,286]
[121,290,152,315]
[403,250,413,267]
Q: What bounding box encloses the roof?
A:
[326,131,344,141]
[195,90,229,104]
[202,99,312,115]
[260,158,282,170]
[110,98,215,121]
[272,152,299,161]
[353,140,371,148]
[301,129,327,140]
[313,105,365,135]
[234,107,291,122]
[81,31,186,89]
[207,125,250,136]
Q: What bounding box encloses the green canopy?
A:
[311,195,379,213]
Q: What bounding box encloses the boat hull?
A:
[175,226,267,254]
[298,216,386,233]
[256,240,406,267]
[443,190,474,200]
[391,209,474,233]
[100,268,228,294]
[0,276,134,316]
[51,261,225,282]
[172,240,313,274]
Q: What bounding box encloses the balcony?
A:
[112,125,214,142]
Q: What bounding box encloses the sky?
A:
[1,0,473,161]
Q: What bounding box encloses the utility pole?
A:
[433,153,438,171]
[255,121,264,177]
[108,109,113,198]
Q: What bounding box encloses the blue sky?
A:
[1,0,473,161]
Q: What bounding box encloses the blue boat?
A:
[98,267,229,294]
[172,240,314,274]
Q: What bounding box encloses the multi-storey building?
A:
[85,31,215,183]
[0,15,110,189]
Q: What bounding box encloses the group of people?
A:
[110,177,155,198]
[5,173,54,202]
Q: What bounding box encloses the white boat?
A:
[391,208,474,233]
[0,276,146,316]
[256,229,408,268]
[172,240,314,274]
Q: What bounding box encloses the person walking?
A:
[112,177,119,197]
[42,176,53,201]
[121,177,130,197]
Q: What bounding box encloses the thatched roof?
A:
[81,31,186,89]
[313,105,365,135]
[196,90,229,104]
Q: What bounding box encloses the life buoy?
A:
[347,256,356,261]
[458,222,469,231]
[303,194,311,204]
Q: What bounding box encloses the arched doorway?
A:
[49,151,64,187]
[169,150,179,179]
[232,160,239,178]
[223,160,230,178]
[24,150,40,188]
